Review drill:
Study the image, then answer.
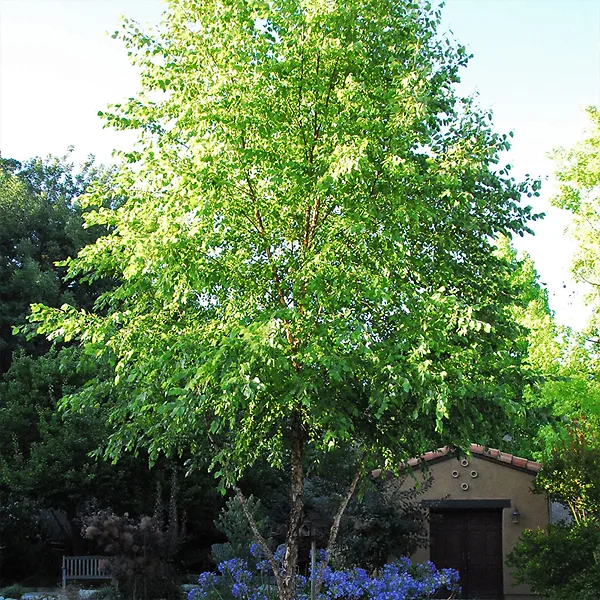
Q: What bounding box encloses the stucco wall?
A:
[393,454,548,599]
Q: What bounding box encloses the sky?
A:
[1,0,599,330]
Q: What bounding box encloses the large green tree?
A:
[28,1,540,597]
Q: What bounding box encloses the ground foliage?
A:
[26,1,541,597]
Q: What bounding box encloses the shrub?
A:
[81,508,181,600]
[88,586,123,600]
[507,521,600,600]
[0,584,28,599]
[211,496,269,570]
[332,475,430,571]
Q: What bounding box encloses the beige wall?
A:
[393,455,548,599]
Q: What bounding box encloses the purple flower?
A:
[256,558,272,574]
[231,582,249,598]
[189,571,218,599]
[249,542,263,559]
[218,557,251,580]
[193,545,459,600]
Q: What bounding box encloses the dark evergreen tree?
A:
[0,152,109,372]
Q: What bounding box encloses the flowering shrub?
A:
[189,546,459,600]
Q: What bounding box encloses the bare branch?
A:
[239,152,298,353]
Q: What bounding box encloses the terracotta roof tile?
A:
[373,444,542,478]
[512,457,528,469]
[406,443,541,474]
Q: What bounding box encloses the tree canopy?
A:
[27,1,540,596]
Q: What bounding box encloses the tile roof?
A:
[423,443,541,473]
[372,444,541,477]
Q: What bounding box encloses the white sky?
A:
[1,0,599,331]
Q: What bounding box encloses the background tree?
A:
[553,106,600,335]
[506,110,600,600]
[0,154,225,583]
[549,105,600,433]
[0,152,110,373]
[492,236,600,460]
[0,152,112,583]
[508,419,600,600]
[534,419,600,524]
[28,1,540,598]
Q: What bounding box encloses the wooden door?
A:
[430,509,503,599]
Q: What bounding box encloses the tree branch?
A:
[242,166,289,311]
[237,139,298,352]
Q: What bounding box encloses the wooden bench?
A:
[62,556,112,589]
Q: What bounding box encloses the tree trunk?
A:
[233,486,284,594]
[281,410,306,600]
[314,452,366,596]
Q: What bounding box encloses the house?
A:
[393,444,547,600]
